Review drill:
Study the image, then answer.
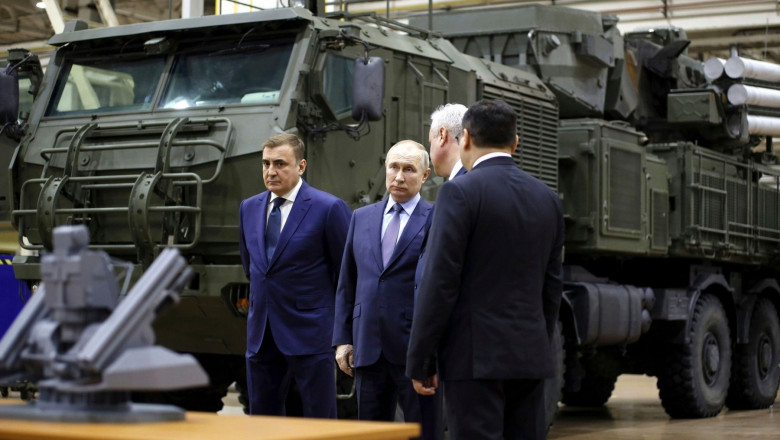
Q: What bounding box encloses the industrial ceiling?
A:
[2,0,780,63]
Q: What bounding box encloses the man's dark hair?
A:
[263,133,305,162]
[462,99,517,148]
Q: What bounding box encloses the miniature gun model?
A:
[0,225,208,422]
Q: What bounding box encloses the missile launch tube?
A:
[725,56,780,82]
[747,115,780,137]
[704,58,725,82]
[728,84,780,108]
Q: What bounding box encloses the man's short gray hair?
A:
[430,103,468,139]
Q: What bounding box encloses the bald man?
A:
[333,141,436,439]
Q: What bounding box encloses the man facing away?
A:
[407,99,565,440]
[416,103,469,299]
[238,133,351,418]
[333,140,437,439]
[428,103,468,180]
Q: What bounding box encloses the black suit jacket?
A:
[406,156,564,381]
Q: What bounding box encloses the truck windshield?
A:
[46,37,295,116]
[160,39,295,109]
[47,56,166,116]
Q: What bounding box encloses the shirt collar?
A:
[269,177,303,205]
[472,152,512,169]
[448,159,464,181]
[386,193,421,215]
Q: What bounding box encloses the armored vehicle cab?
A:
[3,8,557,411]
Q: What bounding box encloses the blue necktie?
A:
[382,203,402,267]
[265,197,285,261]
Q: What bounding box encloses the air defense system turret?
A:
[1,1,778,424]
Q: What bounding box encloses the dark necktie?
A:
[265,197,285,261]
[382,203,402,267]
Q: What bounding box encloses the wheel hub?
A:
[703,333,720,384]
[758,333,772,378]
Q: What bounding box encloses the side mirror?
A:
[351,57,384,122]
[0,67,19,125]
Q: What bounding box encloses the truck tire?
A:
[336,369,358,419]
[657,294,731,418]
[544,320,564,429]
[235,376,250,414]
[727,298,780,409]
[561,373,617,407]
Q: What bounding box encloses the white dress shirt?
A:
[448,159,464,181]
[267,177,303,230]
[472,152,512,169]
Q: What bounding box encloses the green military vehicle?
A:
[0,6,557,415]
[410,4,780,418]
[1,1,778,423]
[1,49,42,250]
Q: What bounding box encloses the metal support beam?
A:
[94,0,120,27]
[42,0,65,34]
[182,0,204,18]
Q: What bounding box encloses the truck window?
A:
[160,39,295,109]
[18,77,33,117]
[322,54,354,116]
[46,56,165,116]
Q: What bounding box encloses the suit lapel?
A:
[384,200,431,271]
[255,192,271,268]
[268,182,312,268]
[370,200,388,271]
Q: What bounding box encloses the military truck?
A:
[0,6,557,414]
[409,4,780,418]
[1,1,778,422]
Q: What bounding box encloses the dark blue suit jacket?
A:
[407,156,564,381]
[239,180,351,356]
[333,198,433,367]
[413,166,467,301]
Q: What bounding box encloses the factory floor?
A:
[219,375,780,439]
[1,374,776,438]
[547,375,779,439]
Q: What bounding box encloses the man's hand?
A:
[335,344,354,377]
[412,374,438,396]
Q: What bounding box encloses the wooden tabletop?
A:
[0,405,420,440]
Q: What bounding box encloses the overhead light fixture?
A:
[35,1,46,8]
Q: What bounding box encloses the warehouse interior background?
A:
[2,0,780,68]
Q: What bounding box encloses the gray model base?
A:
[0,402,185,423]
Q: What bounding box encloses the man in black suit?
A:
[406,99,564,440]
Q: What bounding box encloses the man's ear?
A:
[509,135,519,154]
[461,129,471,152]
[298,159,307,174]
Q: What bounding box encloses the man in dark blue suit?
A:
[239,133,351,418]
[333,140,435,438]
[407,100,564,440]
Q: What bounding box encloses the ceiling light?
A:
[35,1,46,8]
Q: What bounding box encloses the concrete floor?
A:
[549,375,780,440]
[219,375,780,438]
